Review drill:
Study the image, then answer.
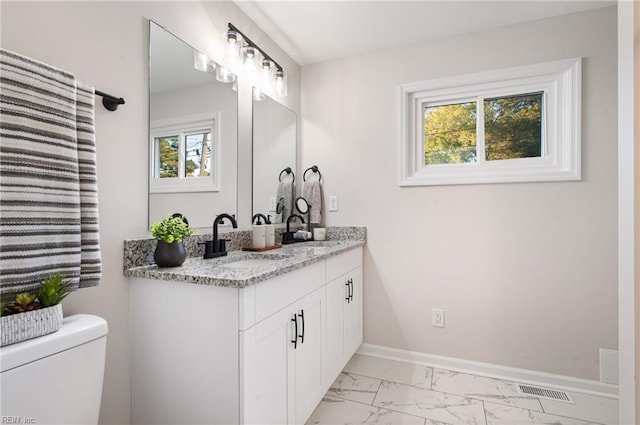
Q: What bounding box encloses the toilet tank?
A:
[1,314,108,425]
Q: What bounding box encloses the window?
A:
[150,113,220,193]
[399,58,581,186]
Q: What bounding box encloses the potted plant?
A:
[0,273,72,346]
[150,214,194,267]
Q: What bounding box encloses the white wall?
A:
[302,7,617,380]
[149,82,238,228]
[0,2,300,424]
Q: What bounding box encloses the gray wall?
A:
[301,6,617,380]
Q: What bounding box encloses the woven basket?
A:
[0,304,63,347]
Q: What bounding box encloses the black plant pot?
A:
[154,241,186,267]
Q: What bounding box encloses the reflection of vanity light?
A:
[253,86,266,102]
[193,51,216,73]
[216,66,236,84]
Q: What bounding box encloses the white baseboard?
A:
[357,343,618,399]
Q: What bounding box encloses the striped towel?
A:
[0,48,102,296]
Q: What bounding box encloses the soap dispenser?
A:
[264,214,275,247]
[251,214,266,249]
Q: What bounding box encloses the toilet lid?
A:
[1,314,107,372]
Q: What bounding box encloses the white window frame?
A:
[399,58,581,186]
[150,112,221,194]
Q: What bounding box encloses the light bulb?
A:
[242,46,260,74]
[260,59,274,91]
[226,30,242,68]
[274,69,288,98]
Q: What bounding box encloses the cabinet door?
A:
[240,306,296,425]
[344,267,363,358]
[326,275,347,380]
[294,286,326,424]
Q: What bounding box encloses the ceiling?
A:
[233,0,615,66]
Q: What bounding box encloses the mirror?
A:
[149,21,238,229]
[252,92,296,224]
[295,197,309,215]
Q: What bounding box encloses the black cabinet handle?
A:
[345,281,351,303]
[291,314,298,349]
[298,309,305,344]
[350,280,354,302]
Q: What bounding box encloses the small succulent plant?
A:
[150,215,194,243]
[5,292,40,315]
[38,273,72,307]
[0,296,12,317]
[1,273,74,317]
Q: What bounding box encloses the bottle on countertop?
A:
[251,214,266,249]
[265,214,275,247]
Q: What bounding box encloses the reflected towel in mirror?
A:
[275,181,294,224]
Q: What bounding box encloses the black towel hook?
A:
[303,165,321,182]
[95,89,125,112]
[279,167,295,183]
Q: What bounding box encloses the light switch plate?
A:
[432,308,444,327]
[268,197,276,212]
[329,196,338,212]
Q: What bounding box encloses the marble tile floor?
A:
[306,354,618,425]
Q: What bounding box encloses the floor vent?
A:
[516,384,574,403]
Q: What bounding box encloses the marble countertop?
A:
[124,239,365,288]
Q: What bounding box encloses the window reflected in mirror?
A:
[148,21,238,228]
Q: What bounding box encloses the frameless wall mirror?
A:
[149,21,238,229]
[252,92,297,224]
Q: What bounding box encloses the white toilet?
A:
[1,314,108,425]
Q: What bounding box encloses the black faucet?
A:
[203,213,238,259]
[282,214,305,245]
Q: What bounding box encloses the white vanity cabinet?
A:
[326,249,364,380]
[130,246,363,425]
[240,286,326,424]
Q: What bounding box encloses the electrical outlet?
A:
[329,196,338,212]
[432,308,444,328]
[268,197,277,212]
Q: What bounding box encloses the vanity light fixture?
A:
[225,23,288,98]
